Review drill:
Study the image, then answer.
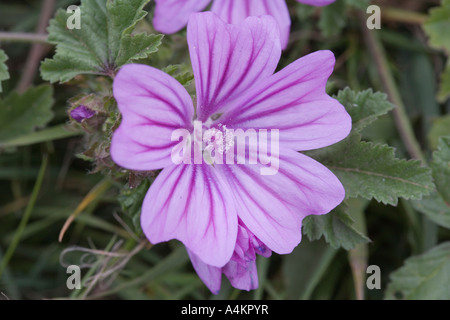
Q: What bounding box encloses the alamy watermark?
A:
[67,5,81,30]
[367,5,381,30]
[366,265,381,290]
[66,265,81,290]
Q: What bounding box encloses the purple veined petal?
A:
[222,50,351,151]
[141,163,238,267]
[187,249,222,294]
[187,12,281,122]
[153,0,211,34]
[211,0,291,49]
[110,64,194,171]
[222,147,346,255]
[222,257,258,291]
[296,0,336,7]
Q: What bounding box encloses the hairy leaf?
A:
[0,49,9,93]
[0,85,54,143]
[335,88,394,133]
[302,202,370,250]
[307,134,434,206]
[41,0,163,83]
[385,242,450,299]
[412,192,450,230]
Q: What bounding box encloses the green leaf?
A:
[0,124,81,149]
[335,88,394,133]
[428,115,450,150]
[345,0,369,10]
[41,0,163,83]
[306,134,434,206]
[423,0,450,101]
[437,63,450,102]
[318,1,346,37]
[118,178,151,234]
[163,64,194,87]
[431,136,450,203]
[0,49,9,93]
[423,0,450,52]
[385,242,450,299]
[0,85,54,143]
[411,192,450,230]
[302,202,370,250]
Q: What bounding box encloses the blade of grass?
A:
[0,124,81,149]
[87,245,189,299]
[299,246,338,300]
[0,153,48,279]
[58,178,112,242]
[253,256,270,300]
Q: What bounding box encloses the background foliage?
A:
[0,0,449,300]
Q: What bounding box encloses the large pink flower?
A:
[111,12,350,291]
[153,0,336,48]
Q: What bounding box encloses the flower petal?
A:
[187,12,281,122]
[141,164,238,267]
[222,148,345,255]
[187,249,222,294]
[223,258,258,291]
[153,0,211,34]
[222,50,351,151]
[111,64,194,171]
[297,0,335,7]
[210,0,291,49]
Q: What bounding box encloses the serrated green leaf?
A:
[116,33,163,67]
[306,134,434,205]
[335,88,394,133]
[0,49,9,93]
[302,203,370,250]
[385,242,450,299]
[431,136,450,203]
[411,192,450,230]
[41,0,162,83]
[0,85,54,143]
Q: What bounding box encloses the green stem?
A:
[0,154,49,279]
[361,18,427,164]
[0,32,48,44]
[382,7,427,25]
[299,246,338,300]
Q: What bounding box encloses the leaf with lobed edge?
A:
[307,88,433,206]
[40,0,163,83]
[302,202,370,250]
[0,49,9,93]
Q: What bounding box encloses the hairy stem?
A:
[16,0,55,93]
[0,32,48,43]
[360,15,427,163]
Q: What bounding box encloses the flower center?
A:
[191,120,235,165]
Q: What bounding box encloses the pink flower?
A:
[188,221,272,293]
[111,12,350,291]
[153,0,336,48]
